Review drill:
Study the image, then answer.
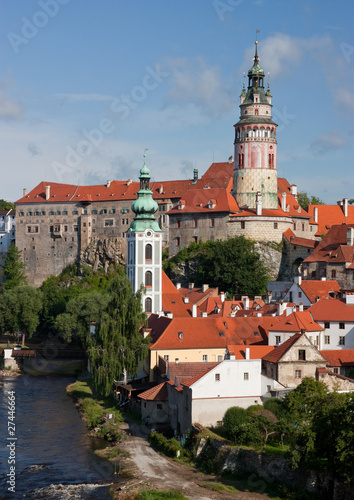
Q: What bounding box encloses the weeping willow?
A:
[87,271,149,396]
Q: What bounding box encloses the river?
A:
[0,375,115,499]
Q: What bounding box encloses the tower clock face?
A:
[146,231,152,237]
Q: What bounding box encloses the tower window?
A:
[145,297,152,313]
[145,271,152,287]
[145,244,152,261]
[255,108,259,115]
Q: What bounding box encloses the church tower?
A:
[232,41,278,210]
[127,153,162,314]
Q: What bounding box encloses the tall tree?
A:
[1,243,27,290]
[297,192,324,211]
[87,271,149,396]
[0,199,15,210]
[0,286,43,345]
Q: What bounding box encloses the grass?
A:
[94,445,127,461]
[265,443,291,457]
[203,481,238,493]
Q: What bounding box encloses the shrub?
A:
[148,431,180,458]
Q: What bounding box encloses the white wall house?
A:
[283,276,340,307]
[309,296,354,350]
[178,359,284,433]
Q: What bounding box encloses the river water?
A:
[0,375,115,499]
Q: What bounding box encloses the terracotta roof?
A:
[262,333,301,363]
[181,366,217,387]
[161,271,190,317]
[309,298,354,322]
[227,345,274,359]
[304,224,354,264]
[319,349,354,367]
[308,204,354,236]
[268,310,323,333]
[178,286,218,307]
[168,187,239,215]
[138,382,169,401]
[166,361,220,387]
[300,280,340,303]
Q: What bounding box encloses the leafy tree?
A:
[0,286,43,345]
[0,199,15,210]
[348,199,354,205]
[1,243,27,290]
[55,291,110,344]
[198,237,269,296]
[297,192,324,211]
[87,271,149,396]
[283,377,327,427]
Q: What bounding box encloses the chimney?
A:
[256,191,262,216]
[299,303,304,312]
[295,276,302,286]
[176,283,181,290]
[192,304,197,318]
[228,155,233,164]
[290,184,298,199]
[45,185,50,201]
[188,283,194,289]
[281,191,287,212]
[202,284,209,293]
[313,206,318,223]
[244,296,250,310]
[245,347,250,360]
[183,297,189,304]
[347,227,354,246]
[321,277,327,281]
[256,312,262,317]
[106,180,111,188]
[344,198,348,217]
[201,312,208,318]
[127,179,132,186]
[159,184,163,194]
[277,301,285,316]
[23,188,27,197]
[220,292,225,303]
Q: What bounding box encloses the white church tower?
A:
[127,153,162,314]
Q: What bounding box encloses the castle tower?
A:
[127,153,162,314]
[232,41,278,210]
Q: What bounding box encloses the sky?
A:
[0,0,353,204]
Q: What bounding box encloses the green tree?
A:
[283,377,328,427]
[198,237,269,295]
[55,291,110,344]
[0,199,15,210]
[1,243,27,290]
[0,286,43,345]
[87,271,149,396]
[297,192,325,211]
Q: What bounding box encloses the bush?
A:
[148,431,180,458]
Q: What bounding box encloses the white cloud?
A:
[163,57,234,118]
[0,88,22,119]
[310,130,347,154]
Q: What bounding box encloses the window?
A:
[275,336,281,345]
[145,271,152,287]
[175,237,180,247]
[293,223,297,230]
[216,421,223,427]
[145,244,152,261]
[202,354,208,362]
[298,292,302,298]
[163,355,169,362]
[295,370,302,379]
[274,222,278,229]
[302,223,305,231]
[339,336,345,345]
[217,355,223,362]
[73,225,78,232]
[331,270,336,279]
[241,221,245,229]
[298,349,306,361]
[193,236,198,243]
[324,335,330,345]
[92,208,98,214]
[210,218,215,228]
[72,209,78,215]
[145,297,152,313]
[333,368,339,374]
[215,373,220,382]
[244,372,249,380]
[311,271,316,278]
[104,219,114,227]
[193,219,198,228]
[339,322,345,329]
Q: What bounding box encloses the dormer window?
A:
[208,199,216,209]
[178,200,185,210]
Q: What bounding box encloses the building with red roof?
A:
[283,276,340,307]
[308,198,354,237]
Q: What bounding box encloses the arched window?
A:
[145,297,152,313]
[145,271,152,287]
[145,244,152,261]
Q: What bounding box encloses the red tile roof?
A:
[166,361,220,387]
[319,349,354,367]
[268,310,323,333]
[181,367,217,388]
[178,286,219,307]
[227,345,274,359]
[283,228,317,248]
[308,204,354,236]
[168,187,239,215]
[138,382,169,401]
[304,224,354,265]
[262,333,301,363]
[162,271,191,317]
[300,280,340,303]
[309,298,354,322]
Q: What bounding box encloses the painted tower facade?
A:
[232,41,278,210]
[127,155,162,314]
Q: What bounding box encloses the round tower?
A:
[232,41,278,210]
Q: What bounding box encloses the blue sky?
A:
[0,0,353,203]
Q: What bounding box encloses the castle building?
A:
[127,155,163,314]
